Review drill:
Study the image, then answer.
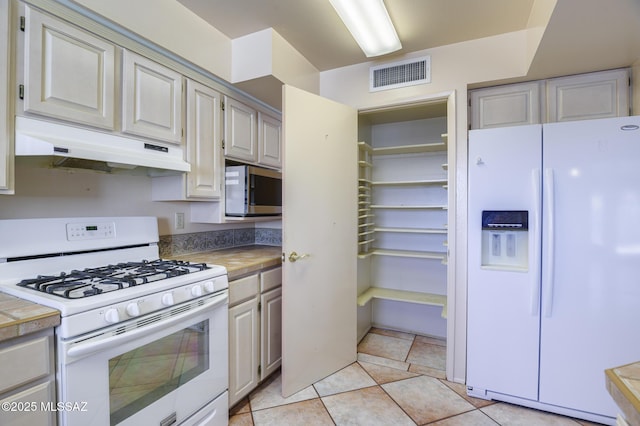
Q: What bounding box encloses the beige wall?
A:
[233,29,319,94]
[0,160,250,235]
[71,0,233,82]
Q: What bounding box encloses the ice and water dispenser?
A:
[481,211,528,270]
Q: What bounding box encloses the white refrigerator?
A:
[466,116,640,425]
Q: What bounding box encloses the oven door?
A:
[57,291,228,426]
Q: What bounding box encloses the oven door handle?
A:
[66,292,227,359]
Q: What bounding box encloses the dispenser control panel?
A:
[481,211,528,270]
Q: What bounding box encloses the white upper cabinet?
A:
[185,80,222,198]
[151,79,222,201]
[121,49,183,144]
[546,69,629,122]
[258,112,282,168]
[224,96,257,163]
[223,97,282,169]
[470,69,629,129]
[22,5,116,129]
[0,0,12,194]
[470,82,542,129]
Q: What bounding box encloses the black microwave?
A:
[225,165,282,217]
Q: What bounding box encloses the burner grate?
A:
[17,259,210,299]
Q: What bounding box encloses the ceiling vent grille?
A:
[370,56,431,92]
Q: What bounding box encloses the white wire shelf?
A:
[357,288,447,318]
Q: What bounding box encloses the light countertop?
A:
[167,245,282,281]
[606,362,640,426]
[0,293,60,343]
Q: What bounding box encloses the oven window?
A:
[108,320,209,425]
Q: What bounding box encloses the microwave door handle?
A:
[66,292,227,359]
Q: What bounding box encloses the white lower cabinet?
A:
[0,328,57,426]
[259,268,282,380]
[228,267,282,407]
[228,279,259,407]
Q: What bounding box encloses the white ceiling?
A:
[177,0,536,71]
[177,0,640,88]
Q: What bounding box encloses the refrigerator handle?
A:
[543,168,555,317]
[531,168,541,316]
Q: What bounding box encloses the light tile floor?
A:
[229,328,605,426]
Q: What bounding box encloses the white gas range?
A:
[0,216,229,426]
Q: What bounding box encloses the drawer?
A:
[0,381,56,426]
[229,274,260,306]
[260,267,282,293]
[0,334,51,394]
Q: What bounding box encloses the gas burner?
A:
[17,259,210,299]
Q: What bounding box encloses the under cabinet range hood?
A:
[15,116,191,172]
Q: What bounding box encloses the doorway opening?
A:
[356,96,453,377]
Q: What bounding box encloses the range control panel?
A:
[66,221,116,241]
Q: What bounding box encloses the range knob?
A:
[203,281,215,293]
[191,285,203,297]
[161,292,174,306]
[104,308,120,324]
[126,302,141,317]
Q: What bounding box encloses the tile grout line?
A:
[238,328,451,425]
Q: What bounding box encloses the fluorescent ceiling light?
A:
[329,0,402,57]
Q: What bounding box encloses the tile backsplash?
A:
[159,228,282,257]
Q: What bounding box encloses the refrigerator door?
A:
[467,124,542,400]
[539,116,640,417]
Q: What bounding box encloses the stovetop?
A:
[0,217,229,331]
[17,259,211,300]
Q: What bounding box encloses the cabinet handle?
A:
[288,251,310,262]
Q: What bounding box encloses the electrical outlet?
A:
[175,212,185,230]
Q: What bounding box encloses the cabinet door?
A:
[0,0,11,193]
[224,97,257,162]
[260,266,282,293]
[228,296,259,407]
[260,287,282,381]
[0,381,56,426]
[0,330,56,426]
[0,334,51,393]
[122,49,182,144]
[470,82,543,129]
[186,80,222,198]
[22,5,116,129]
[258,112,281,168]
[546,69,629,122]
